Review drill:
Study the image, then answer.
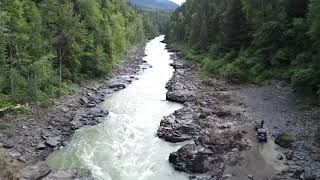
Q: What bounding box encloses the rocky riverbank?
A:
[159,43,320,180]
[0,42,149,179]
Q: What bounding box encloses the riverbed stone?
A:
[80,97,89,105]
[45,137,60,147]
[248,174,254,180]
[286,150,294,160]
[276,154,284,160]
[108,80,127,89]
[1,142,14,149]
[36,143,46,150]
[6,151,22,159]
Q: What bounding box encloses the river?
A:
[47,36,189,180]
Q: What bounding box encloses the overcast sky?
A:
[170,0,185,5]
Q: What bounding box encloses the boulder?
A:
[60,107,69,113]
[285,150,294,160]
[169,144,225,177]
[276,154,283,160]
[45,137,61,147]
[108,78,127,89]
[80,97,89,105]
[166,90,194,103]
[36,143,46,150]
[2,142,14,149]
[242,130,248,134]
[71,108,109,129]
[18,161,51,180]
[86,103,96,108]
[248,174,254,180]
[169,62,185,69]
[157,111,200,143]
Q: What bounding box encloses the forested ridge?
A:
[168,0,320,100]
[0,0,160,108]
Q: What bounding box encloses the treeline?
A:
[168,0,320,99]
[140,9,172,33]
[0,0,159,108]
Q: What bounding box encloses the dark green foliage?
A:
[220,0,248,50]
[140,9,172,35]
[275,133,295,148]
[0,0,159,108]
[168,0,320,100]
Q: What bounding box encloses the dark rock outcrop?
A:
[166,90,194,103]
[169,144,222,174]
[169,131,246,179]
[157,106,201,143]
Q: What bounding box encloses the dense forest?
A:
[0,0,161,108]
[168,0,320,100]
[140,9,172,33]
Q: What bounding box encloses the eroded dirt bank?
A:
[159,43,320,180]
[0,42,149,179]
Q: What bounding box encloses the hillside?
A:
[129,0,178,9]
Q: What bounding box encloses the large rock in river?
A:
[157,106,201,143]
[166,90,194,103]
[18,161,94,180]
[169,144,225,176]
[43,169,94,180]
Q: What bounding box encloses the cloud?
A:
[170,0,185,5]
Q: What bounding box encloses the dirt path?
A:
[222,82,320,179]
[224,124,288,180]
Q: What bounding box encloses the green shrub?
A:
[271,49,292,67]
[291,68,319,93]
[275,133,295,148]
[0,149,22,179]
[221,63,247,83]
[0,94,13,109]
[202,56,225,75]
[291,52,313,66]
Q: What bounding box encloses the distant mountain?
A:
[128,0,179,10]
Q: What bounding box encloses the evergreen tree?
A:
[308,0,320,45]
[220,0,248,50]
